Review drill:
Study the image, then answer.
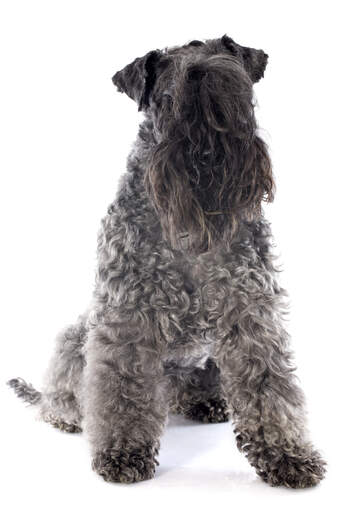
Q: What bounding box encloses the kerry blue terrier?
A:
[8,35,326,488]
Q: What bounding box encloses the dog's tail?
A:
[7,377,42,405]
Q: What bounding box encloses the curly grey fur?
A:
[8,35,326,488]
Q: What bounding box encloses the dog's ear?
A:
[221,35,268,83]
[112,50,162,111]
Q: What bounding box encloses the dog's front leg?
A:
[83,310,168,483]
[216,293,326,488]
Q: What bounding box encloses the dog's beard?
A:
[145,134,272,253]
[145,56,274,254]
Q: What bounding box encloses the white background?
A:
[1,1,340,510]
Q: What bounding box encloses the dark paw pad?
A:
[258,449,326,489]
[185,398,230,423]
[92,445,158,483]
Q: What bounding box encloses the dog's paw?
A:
[92,445,158,483]
[257,448,326,489]
[185,398,230,423]
[44,414,82,433]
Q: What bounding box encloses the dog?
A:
[8,35,326,487]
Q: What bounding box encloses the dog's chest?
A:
[181,244,234,304]
[157,244,236,369]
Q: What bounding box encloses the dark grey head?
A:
[112,35,274,253]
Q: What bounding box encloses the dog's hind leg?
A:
[39,313,88,432]
[170,359,230,423]
[8,313,88,433]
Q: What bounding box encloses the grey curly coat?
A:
[8,35,326,488]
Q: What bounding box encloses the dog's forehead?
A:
[150,36,248,96]
[165,37,226,57]
[155,38,231,81]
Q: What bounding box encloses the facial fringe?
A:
[145,55,275,253]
